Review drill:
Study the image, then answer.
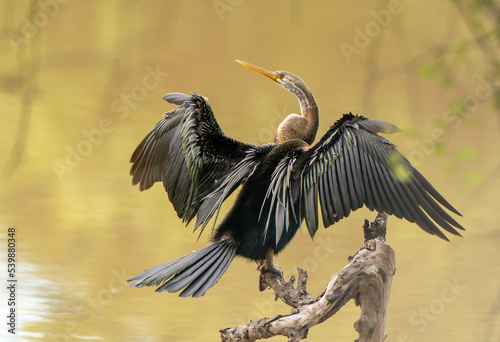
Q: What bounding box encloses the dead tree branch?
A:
[220,212,395,342]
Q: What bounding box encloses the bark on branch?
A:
[220,212,395,342]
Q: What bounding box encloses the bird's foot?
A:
[266,262,283,277]
[258,262,283,292]
[257,253,284,291]
[256,258,283,277]
[255,259,265,271]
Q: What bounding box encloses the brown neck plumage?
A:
[275,75,319,145]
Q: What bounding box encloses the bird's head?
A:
[236,60,319,145]
[236,60,305,96]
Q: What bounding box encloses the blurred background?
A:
[1,0,499,341]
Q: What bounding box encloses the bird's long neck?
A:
[294,83,319,135]
[277,80,319,145]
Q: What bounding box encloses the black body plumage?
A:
[128,74,464,298]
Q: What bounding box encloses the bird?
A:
[128,60,464,298]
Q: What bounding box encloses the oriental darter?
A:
[128,61,464,298]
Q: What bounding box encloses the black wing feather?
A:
[130,93,259,229]
[262,113,464,243]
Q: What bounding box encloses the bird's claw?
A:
[256,260,265,272]
[257,260,284,292]
[267,263,283,278]
[256,260,283,277]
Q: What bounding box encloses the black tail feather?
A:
[128,241,236,298]
[177,244,235,298]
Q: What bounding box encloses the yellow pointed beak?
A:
[236,60,279,81]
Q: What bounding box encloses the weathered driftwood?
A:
[220,212,395,342]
